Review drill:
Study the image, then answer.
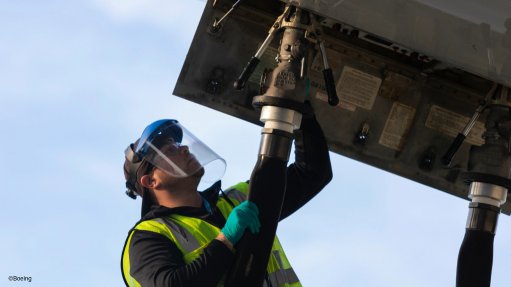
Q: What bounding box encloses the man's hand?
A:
[215,232,234,251]
[220,201,260,246]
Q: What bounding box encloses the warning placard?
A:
[379,102,416,151]
[336,66,382,110]
[425,105,485,146]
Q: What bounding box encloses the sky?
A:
[0,0,510,286]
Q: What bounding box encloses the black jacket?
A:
[122,116,333,287]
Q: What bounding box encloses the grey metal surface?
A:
[173,0,511,214]
[286,0,511,87]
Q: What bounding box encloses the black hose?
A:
[456,203,500,287]
[224,154,288,287]
[456,229,494,287]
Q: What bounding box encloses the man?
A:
[121,114,332,287]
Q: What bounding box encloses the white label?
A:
[425,105,485,146]
[379,102,416,150]
[336,66,382,110]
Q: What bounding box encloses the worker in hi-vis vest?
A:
[121,113,332,287]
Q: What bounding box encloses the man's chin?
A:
[192,167,205,178]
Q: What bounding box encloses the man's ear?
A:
[140,174,156,189]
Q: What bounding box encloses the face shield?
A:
[134,119,226,189]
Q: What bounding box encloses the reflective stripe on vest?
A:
[153,217,200,254]
[122,182,301,287]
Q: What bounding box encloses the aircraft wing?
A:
[173,0,511,214]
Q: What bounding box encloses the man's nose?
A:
[179,145,190,154]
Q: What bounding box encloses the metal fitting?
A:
[465,202,500,233]
[260,106,302,133]
[468,182,508,207]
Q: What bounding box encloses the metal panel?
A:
[286,0,511,87]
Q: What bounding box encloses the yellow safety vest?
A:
[122,182,301,287]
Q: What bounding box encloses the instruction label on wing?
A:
[425,105,485,146]
[379,102,416,150]
[336,66,382,110]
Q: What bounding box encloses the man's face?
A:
[157,142,203,176]
[150,154,205,192]
[150,140,205,187]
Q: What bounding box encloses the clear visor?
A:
[135,122,226,189]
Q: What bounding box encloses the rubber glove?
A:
[221,201,261,245]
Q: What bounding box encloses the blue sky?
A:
[1,0,510,286]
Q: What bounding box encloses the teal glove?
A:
[221,201,261,245]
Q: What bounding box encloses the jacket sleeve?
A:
[128,230,234,287]
[280,114,333,220]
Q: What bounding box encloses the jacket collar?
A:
[140,181,222,220]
